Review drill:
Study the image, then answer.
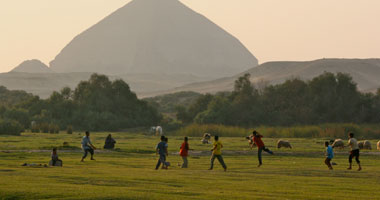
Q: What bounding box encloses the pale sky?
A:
[1,0,379,73]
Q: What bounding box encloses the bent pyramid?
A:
[50,0,258,78]
[11,59,53,73]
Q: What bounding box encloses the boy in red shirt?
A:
[179,137,191,168]
[251,130,273,167]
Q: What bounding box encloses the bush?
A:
[0,119,24,135]
[39,123,50,133]
[67,125,73,134]
[31,123,40,133]
[49,124,59,134]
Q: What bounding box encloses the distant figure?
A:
[156,126,163,136]
[246,135,256,148]
[50,148,62,167]
[347,133,361,171]
[179,137,193,168]
[209,135,227,171]
[81,131,96,162]
[155,136,168,170]
[251,130,273,167]
[103,134,116,149]
[202,133,211,144]
[150,126,156,135]
[324,141,334,170]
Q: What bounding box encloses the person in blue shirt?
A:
[81,131,97,162]
[325,141,334,170]
[155,136,168,170]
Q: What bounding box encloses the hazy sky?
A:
[1,0,379,73]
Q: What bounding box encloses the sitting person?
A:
[50,148,63,166]
[104,134,116,149]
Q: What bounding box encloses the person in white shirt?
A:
[347,132,361,171]
[81,131,96,162]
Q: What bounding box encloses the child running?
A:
[324,141,334,170]
[179,137,193,168]
[251,130,273,167]
[209,135,227,171]
[155,136,168,170]
[51,148,62,166]
[81,131,96,162]
[347,132,362,171]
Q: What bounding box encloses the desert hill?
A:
[151,58,380,97]
[0,72,208,98]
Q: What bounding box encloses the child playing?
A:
[209,135,227,171]
[251,130,273,167]
[325,141,334,170]
[347,132,362,171]
[155,136,168,170]
[179,137,192,168]
[51,148,62,166]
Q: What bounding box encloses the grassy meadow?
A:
[1,132,380,200]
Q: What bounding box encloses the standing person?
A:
[81,131,96,162]
[51,148,62,166]
[209,135,227,171]
[155,136,168,170]
[347,133,362,171]
[324,141,334,170]
[251,130,273,167]
[179,137,192,168]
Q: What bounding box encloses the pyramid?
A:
[49,0,258,78]
[11,59,53,73]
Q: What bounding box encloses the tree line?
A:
[0,74,161,135]
[1,72,380,135]
[176,72,380,126]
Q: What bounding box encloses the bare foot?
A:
[208,168,213,170]
[347,167,352,170]
[257,164,262,167]
[91,158,95,161]
[224,168,227,172]
[358,167,362,171]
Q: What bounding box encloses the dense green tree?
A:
[178,72,380,126]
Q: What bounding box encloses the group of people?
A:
[154,130,272,171]
[49,130,363,172]
[49,131,114,166]
[324,132,362,171]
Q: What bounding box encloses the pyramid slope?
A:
[50,0,258,78]
[11,59,53,73]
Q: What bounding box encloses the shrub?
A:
[0,119,24,135]
[31,123,40,133]
[39,123,50,133]
[67,125,73,134]
[49,124,59,134]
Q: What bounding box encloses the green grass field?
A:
[1,132,380,200]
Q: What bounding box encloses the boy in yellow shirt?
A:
[209,135,227,171]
